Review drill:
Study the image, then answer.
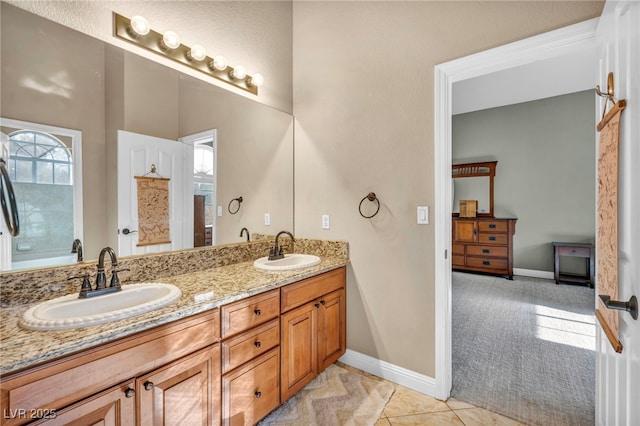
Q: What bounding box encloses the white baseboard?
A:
[513,268,554,280]
[339,349,437,398]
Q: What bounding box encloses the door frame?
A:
[433,18,598,400]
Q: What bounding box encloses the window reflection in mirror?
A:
[0,118,83,271]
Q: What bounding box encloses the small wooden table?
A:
[552,242,594,287]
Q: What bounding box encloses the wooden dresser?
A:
[452,217,517,279]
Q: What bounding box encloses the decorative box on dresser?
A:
[452,217,517,279]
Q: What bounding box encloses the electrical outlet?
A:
[417,206,429,224]
[322,214,330,230]
[264,213,271,226]
[217,206,223,217]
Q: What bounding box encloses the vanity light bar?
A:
[114,13,261,95]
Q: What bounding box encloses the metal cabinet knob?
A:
[255,390,262,398]
[144,381,154,391]
[254,309,261,316]
[254,341,261,348]
[124,388,135,398]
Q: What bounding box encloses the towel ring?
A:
[359,192,380,219]
[228,196,243,214]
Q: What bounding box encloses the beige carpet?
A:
[259,364,395,426]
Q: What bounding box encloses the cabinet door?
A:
[31,382,135,426]
[318,289,346,371]
[453,219,477,243]
[137,344,221,426]
[222,348,280,426]
[280,302,317,401]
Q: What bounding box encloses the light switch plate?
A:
[417,206,429,224]
[322,214,330,230]
[217,206,223,217]
[264,213,271,226]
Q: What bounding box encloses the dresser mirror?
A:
[452,161,497,218]
[0,4,293,271]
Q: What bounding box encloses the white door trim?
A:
[433,18,598,400]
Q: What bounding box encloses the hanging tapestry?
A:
[135,176,171,247]
[595,100,626,353]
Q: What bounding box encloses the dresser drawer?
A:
[221,290,280,338]
[222,348,280,426]
[557,246,591,257]
[478,221,508,232]
[467,257,508,270]
[281,268,345,312]
[478,234,507,245]
[222,319,280,373]
[467,245,508,258]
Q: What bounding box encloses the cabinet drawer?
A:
[478,221,507,232]
[452,255,465,267]
[452,244,465,255]
[222,348,280,426]
[221,290,280,338]
[467,257,508,270]
[281,267,345,312]
[222,319,280,373]
[557,246,591,257]
[478,234,507,245]
[467,245,508,258]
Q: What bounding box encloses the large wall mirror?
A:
[0,3,293,271]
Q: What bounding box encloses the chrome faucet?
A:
[69,247,129,299]
[268,231,295,260]
[71,239,83,262]
[240,227,250,241]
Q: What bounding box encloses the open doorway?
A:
[433,18,599,402]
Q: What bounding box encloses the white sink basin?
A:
[254,253,321,271]
[20,283,182,331]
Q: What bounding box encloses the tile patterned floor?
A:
[337,363,524,426]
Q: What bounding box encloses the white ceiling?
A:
[452,46,596,115]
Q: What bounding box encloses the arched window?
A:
[8,130,72,185]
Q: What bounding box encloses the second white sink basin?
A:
[20,283,182,331]
[254,254,321,271]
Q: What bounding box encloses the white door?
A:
[117,130,192,257]
[595,1,640,424]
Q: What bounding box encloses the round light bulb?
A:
[189,44,207,61]
[210,55,227,71]
[162,31,181,50]
[230,65,247,80]
[248,73,264,87]
[129,15,150,37]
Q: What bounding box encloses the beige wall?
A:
[293,1,603,377]
[4,1,293,114]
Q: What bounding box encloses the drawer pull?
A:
[255,390,262,399]
[124,388,135,398]
[314,303,320,308]
[489,224,497,229]
[254,341,262,348]
[320,300,326,305]
[144,381,154,391]
[482,249,490,253]
[483,260,490,265]
[254,309,261,316]
[489,236,496,241]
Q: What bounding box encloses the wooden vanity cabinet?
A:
[280,267,346,401]
[0,309,221,426]
[220,289,281,426]
[452,217,517,279]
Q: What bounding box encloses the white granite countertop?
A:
[0,256,348,376]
